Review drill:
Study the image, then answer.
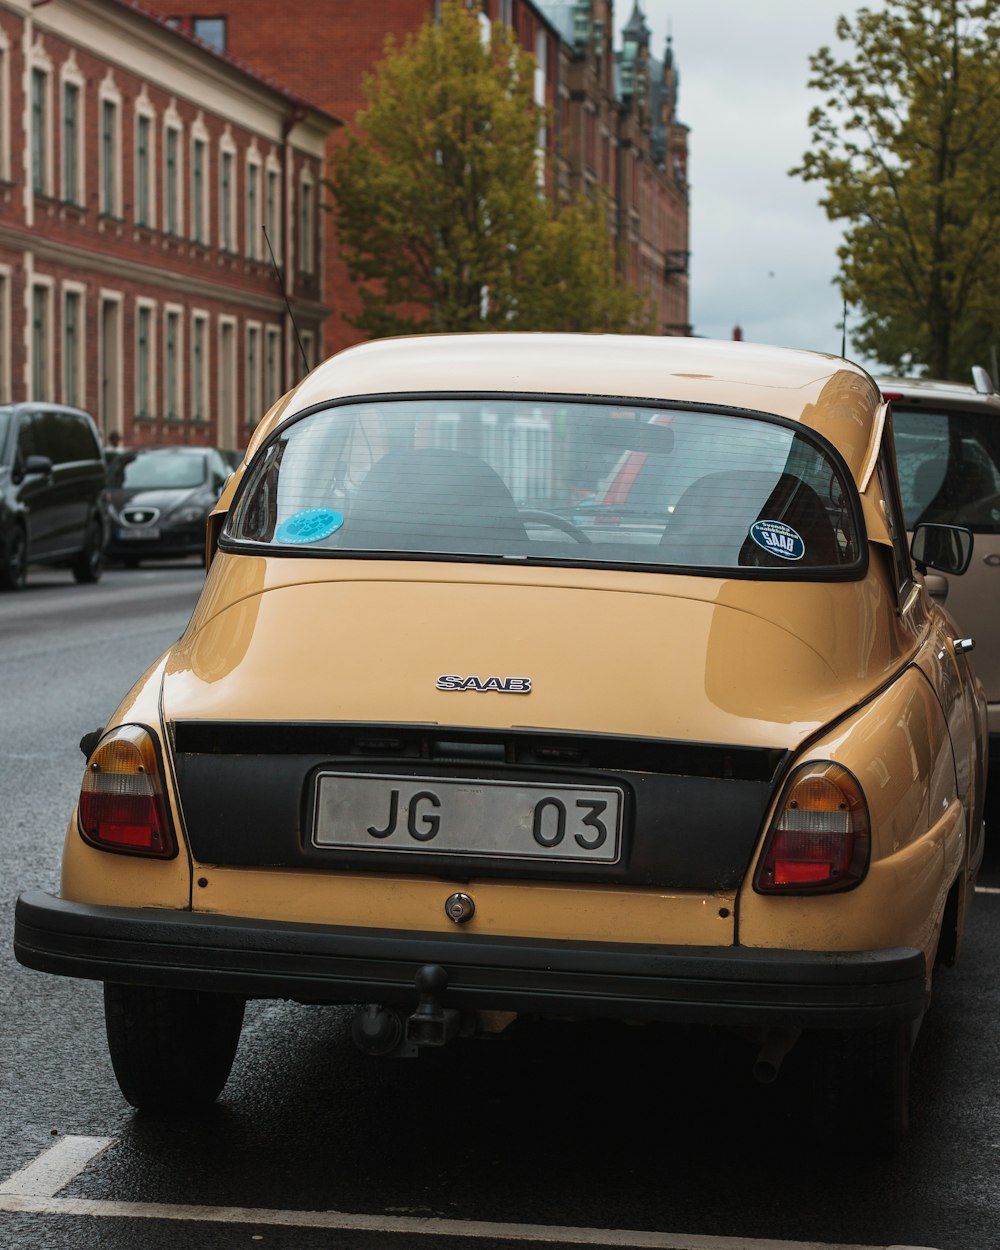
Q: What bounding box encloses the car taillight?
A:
[754,762,869,893]
[78,725,176,858]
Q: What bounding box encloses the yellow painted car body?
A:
[15,334,988,1143]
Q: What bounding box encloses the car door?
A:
[14,412,61,557]
[892,403,1000,727]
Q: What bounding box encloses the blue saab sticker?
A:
[275,508,344,545]
[749,519,805,561]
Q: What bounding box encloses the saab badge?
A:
[436,675,532,693]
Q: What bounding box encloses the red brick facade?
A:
[143,0,690,348]
[0,0,336,450]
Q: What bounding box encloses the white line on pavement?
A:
[0,1138,941,1250]
[0,1137,113,1198]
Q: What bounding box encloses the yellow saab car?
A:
[14,334,987,1149]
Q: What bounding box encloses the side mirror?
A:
[24,454,54,477]
[911,522,974,576]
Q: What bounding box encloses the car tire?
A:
[0,526,28,591]
[805,1021,911,1154]
[103,983,246,1112]
[72,520,104,584]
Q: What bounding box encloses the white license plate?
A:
[312,772,622,863]
[118,526,160,540]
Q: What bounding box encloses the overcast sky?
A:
[638,1,884,361]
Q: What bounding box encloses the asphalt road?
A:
[1,560,999,1250]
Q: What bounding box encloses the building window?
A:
[0,267,10,403]
[192,314,208,421]
[63,290,82,407]
[136,114,152,227]
[266,167,281,261]
[246,323,261,424]
[192,137,207,244]
[165,126,181,235]
[100,297,122,434]
[299,329,314,374]
[265,326,281,407]
[193,17,227,52]
[298,176,314,274]
[165,309,181,418]
[246,160,261,260]
[136,304,153,417]
[221,148,234,252]
[218,318,236,447]
[62,82,80,204]
[100,98,120,216]
[31,284,50,399]
[0,41,9,184]
[31,68,49,196]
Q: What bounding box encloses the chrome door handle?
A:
[953,637,976,655]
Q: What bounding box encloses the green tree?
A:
[326,0,650,338]
[793,0,1000,379]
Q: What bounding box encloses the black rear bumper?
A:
[14,889,929,1030]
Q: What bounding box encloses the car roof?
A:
[249,334,884,485]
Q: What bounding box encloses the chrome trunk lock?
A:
[445,892,475,923]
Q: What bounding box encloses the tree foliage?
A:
[326,0,652,338]
[793,0,1000,379]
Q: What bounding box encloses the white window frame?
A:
[265,324,282,408]
[134,95,156,230]
[98,290,123,436]
[135,298,157,419]
[190,117,209,246]
[163,108,183,237]
[265,156,282,264]
[61,281,86,408]
[218,315,237,449]
[0,264,11,404]
[299,328,315,375]
[60,59,85,207]
[29,55,54,198]
[246,149,262,260]
[0,31,9,185]
[246,320,262,426]
[191,309,210,423]
[30,276,55,401]
[298,170,315,274]
[219,132,237,253]
[163,303,184,420]
[98,76,122,218]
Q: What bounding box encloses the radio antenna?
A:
[263,224,310,375]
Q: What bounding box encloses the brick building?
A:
[0,0,337,450]
[146,0,691,349]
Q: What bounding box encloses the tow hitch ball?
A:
[351,964,463,1058]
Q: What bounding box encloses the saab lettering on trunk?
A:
[436,675,532,694]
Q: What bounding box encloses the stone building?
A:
[0,0,337,449]
[143,0,690,349]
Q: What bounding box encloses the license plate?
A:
[118,526,160,540]
[312,772,622,863]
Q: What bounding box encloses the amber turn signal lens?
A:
[78,725,176,858]
[754,761,869,893]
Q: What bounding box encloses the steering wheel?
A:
[519,509,591,544]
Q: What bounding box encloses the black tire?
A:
[72,520,104,584]
[805,1021,911,1154]
[104,983,246,1112]
[0,526,27,591]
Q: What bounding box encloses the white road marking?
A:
[0,1138,940,1250]
[0,1136,113,1198]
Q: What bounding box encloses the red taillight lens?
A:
[754,762,869,894]
[78,726,176,858]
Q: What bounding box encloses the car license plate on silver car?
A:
[312,772,622,863]
[118,526,160,540]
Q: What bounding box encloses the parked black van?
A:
[0,403,110,590]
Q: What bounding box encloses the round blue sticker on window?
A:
[749,519,805,561]
[275,508,344,545]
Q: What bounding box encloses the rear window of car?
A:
[224,397,862,575]
[112,452,207,490]
[892,407,1000,533]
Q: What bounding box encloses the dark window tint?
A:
[113,451,207,490]
[32,411,99,464]
[17,414,39,460]
[893,407,1000,533]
